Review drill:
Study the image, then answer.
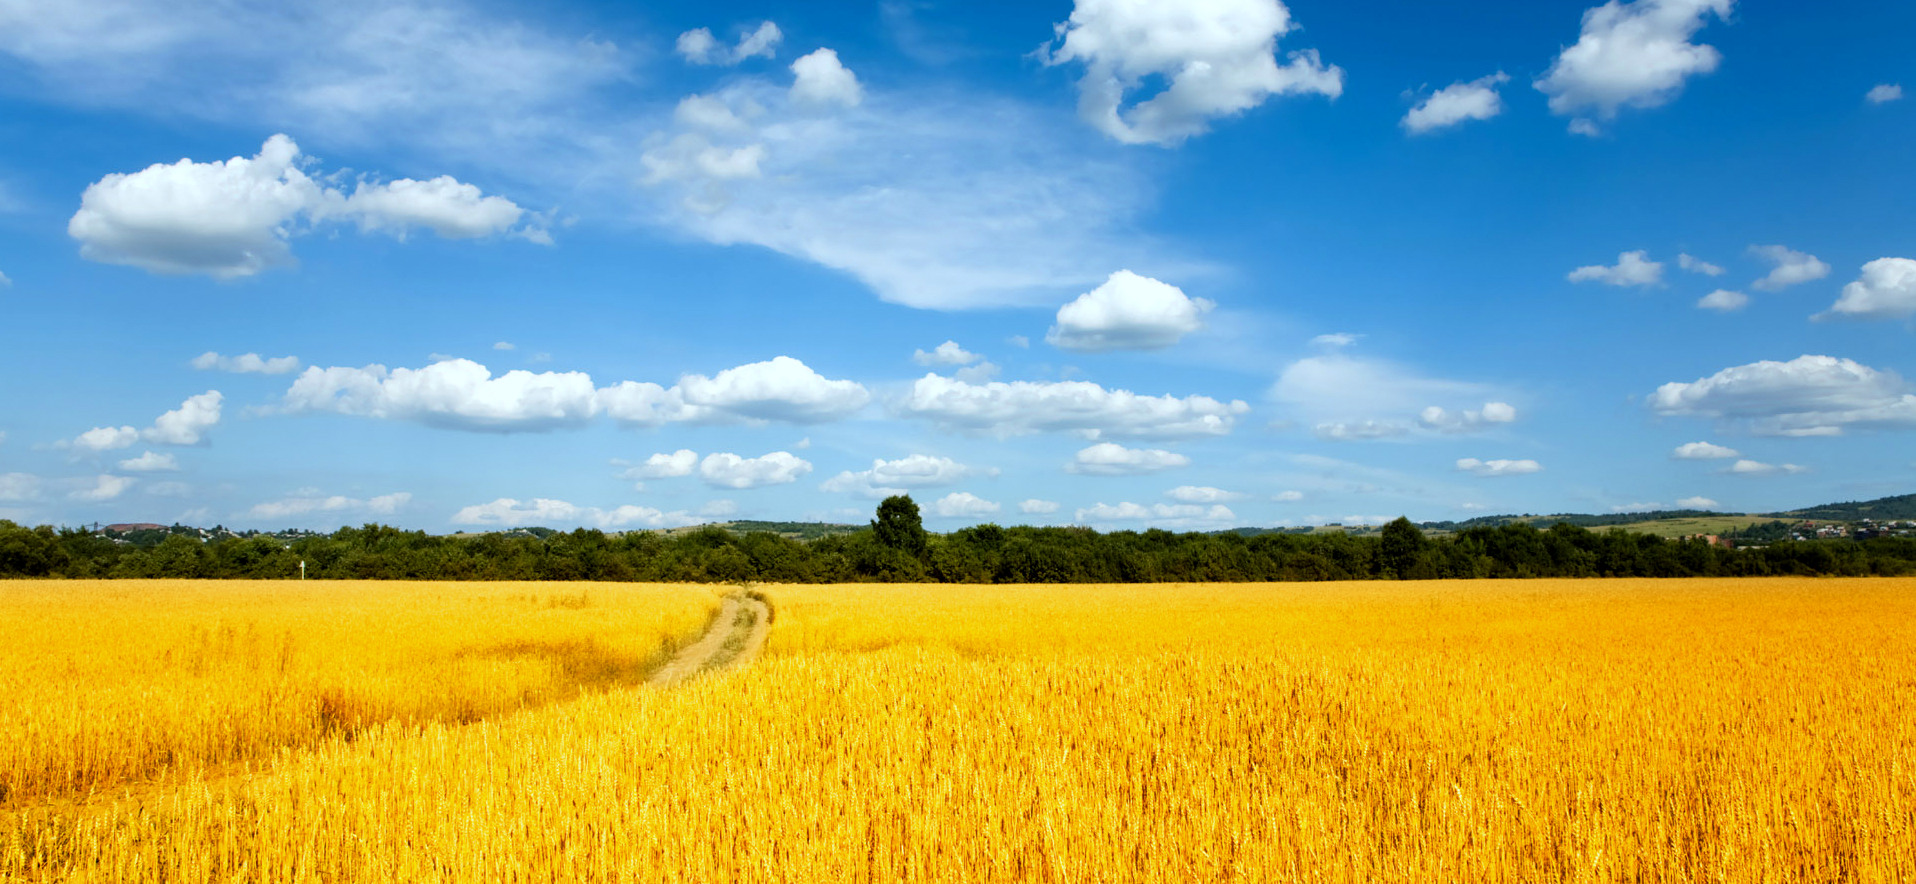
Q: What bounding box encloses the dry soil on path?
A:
[646,593,771,688]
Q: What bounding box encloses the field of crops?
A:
[0,580,720,810]
[5,578,1914,881]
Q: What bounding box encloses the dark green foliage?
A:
[2,513,1913,584]
[871,495,928,558]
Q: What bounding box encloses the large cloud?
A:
[899,373,1247,439]
[1047,270,1213,351]
[637,70,1157,310]
[677,356,870,423]
[0,0,628,166]
[71,391,223,451]
[1535,0,1733,135]
[1649,355,1916,436]
[1037,0,1342,146]
[283,359,599,431]
[1402,73,1509,134]
[281,356,866,432]
[67,135,541,278]
[1065,442,1190,476]
[821,454,994,498]
[698,451,812,489]
[1821,258,1916,320]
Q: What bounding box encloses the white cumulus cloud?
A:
[1821,257,1916,320]
[67,135,541,278]
[70,474,136,502]
[1418,402,1518,434]
[1037,0,1342,146]
[450,498,705,530]
[1073,501,1237,528]
[1047,270,1213,351]
[248,491,412,521]
[1020,498,1061,514]
[1568,250,1663,286]
[821,454,994,498]
[1677,496,1720,509]
[1649,355,1916,436]
[698,451,812,489]
[1749,245,1829,292]
[1166,485,1242,503]
[72,391,223,450]
[1724,459,1806,476]
[1402,72,1509,134]
[900,373,1247,439]
[192,351,300,374]
[1697,289,1748,312]
[71,426,141,452]
[284,359,600,432]
[1672,441,1739,459]
[118,451,179,472]
[1067,442,1191,476]
[282,356,865,432]
[913,341,983,367]
[790,48,862,108]
[1456,458,1543,477]
[678,356,871,423]
[619,449,700,486]
[1866,84,1903,104]
[1535,0,1733,135]
[928,491,1000,518]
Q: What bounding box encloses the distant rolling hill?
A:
[1770,493,1916,522]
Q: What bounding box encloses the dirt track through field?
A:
[647,593,771,688]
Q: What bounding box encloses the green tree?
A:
[1378,517,1431,579]
[871,495,928,558]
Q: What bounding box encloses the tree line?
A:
[3,496,1913,583]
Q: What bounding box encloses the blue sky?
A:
[1,0,1912,532]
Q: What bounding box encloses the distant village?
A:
[1792,519,1916,542]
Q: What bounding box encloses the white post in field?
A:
[299,560,306,580]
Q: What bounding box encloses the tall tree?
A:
[872,495,928,558]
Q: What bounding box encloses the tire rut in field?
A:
[646,593,771,688]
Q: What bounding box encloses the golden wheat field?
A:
[4,577,1914,882]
